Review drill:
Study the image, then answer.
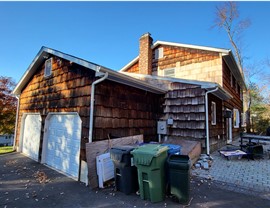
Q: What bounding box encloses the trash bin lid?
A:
[110,145,136,162]
[131,144,168,166]
[167,154,190,170]
[161,143,181,154]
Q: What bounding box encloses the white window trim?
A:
[211,102,216,125]
[233,108,240,128]
[155,48,163,59]
[44,57,53,78]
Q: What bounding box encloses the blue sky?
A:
[0,1,269,83]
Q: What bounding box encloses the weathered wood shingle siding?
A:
[93,80,163,141]
[222,60,243,138]
[208,94,225,150]
[126,62,139,73]
[16,57,95,149]
[125,45,223,86]
[162,82,206,141]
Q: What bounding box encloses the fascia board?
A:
[153,41,230,54]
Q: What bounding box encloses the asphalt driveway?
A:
[1,152,270,208]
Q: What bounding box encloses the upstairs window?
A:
[155,48,163,59]
[211,102,216,125]
[164,68,175,77]
[44,58,53,77]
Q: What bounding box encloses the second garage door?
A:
[21,114,42,161]
[42,113,82,179]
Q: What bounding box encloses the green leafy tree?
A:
[249,83,270,133]
[0,76,17,134]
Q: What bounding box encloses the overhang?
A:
[222,51,247,91]
[121,72,232,101]
[13,47,166,95]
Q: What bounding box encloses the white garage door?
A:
[21,114,42,161]
[42,114,81,179]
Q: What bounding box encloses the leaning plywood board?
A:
[85,134,143,189]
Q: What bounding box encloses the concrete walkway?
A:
[192,141,270,200]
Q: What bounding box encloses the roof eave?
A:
[153,41,230,54]
[119,56,139,72]
[204,85,233,101]
[222,51,247,91]
[120,40,231,72]
[12,47,100,96]
[101,68,166,94]
[13,47,165,96]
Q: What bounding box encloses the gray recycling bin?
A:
[167,154,190,204]
[110,145,139,195]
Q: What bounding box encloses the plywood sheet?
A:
[85,134,143,189]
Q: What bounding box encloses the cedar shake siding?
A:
[163,82,206,142]
[153,46,222,85]
[16,57,95,158]
[122,34,245,152]
[208,93,225,150]
[222,60,243,139]
[93,80,163,142]
[126,62,139,74]
[125,45,223,86]
[16,55,164,160]
[163,82,227,152]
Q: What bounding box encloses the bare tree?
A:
[213,1,252,132]
[214,1,251,71]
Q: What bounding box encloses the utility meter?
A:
[157,121,167,135]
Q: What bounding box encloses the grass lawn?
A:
[0,146,14,154]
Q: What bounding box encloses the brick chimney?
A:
[139,33,153,75]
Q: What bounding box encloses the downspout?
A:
[205,87,218,155]
[89,72,108,143]
[13,95,20,151]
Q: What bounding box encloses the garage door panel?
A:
[43,114,81,179]
[22,114,41,161]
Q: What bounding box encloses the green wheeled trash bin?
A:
[167,154,190,204]
[110,145,139,195]
[131,144,168,203]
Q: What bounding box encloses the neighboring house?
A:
[12,47,165,180]
[120,33,246,153]
[0,134,14,146]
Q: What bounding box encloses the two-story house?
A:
[120,33,246,154]
[12,33,245,184]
